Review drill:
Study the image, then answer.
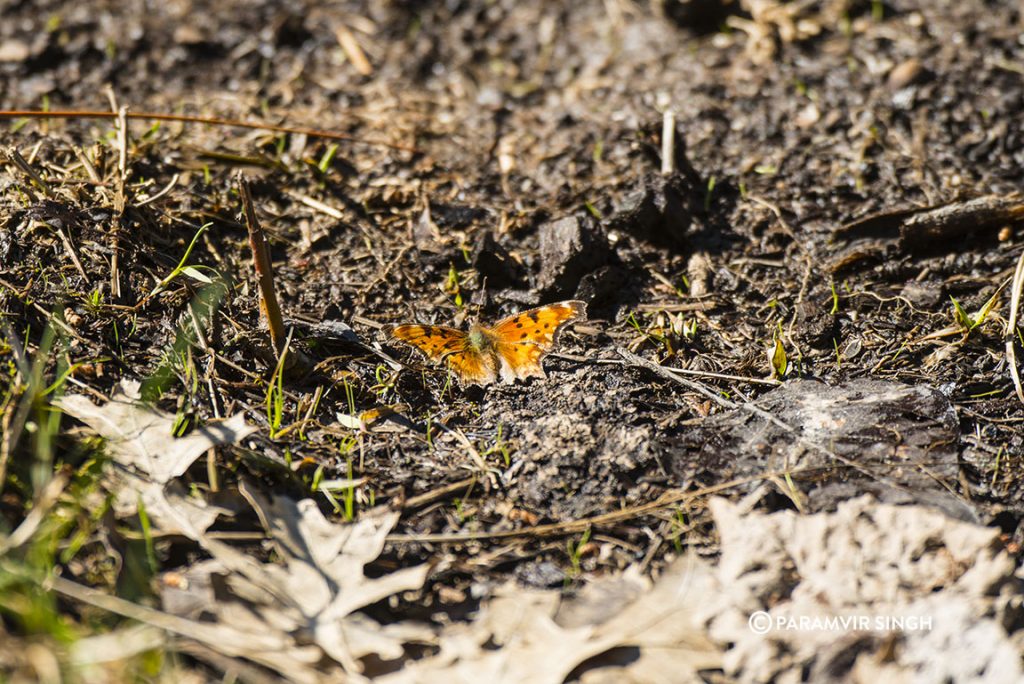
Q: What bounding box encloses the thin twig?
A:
[4,145,51,197]
[52,223,91,285]
[745,194,812,356]
[550,352,779,387]
[0,321,33,492]
[617,348,879,480]
[635,300,718,313]
[292,192,344,219]
[107,97,128,301]
[71,144,101,183]
[360,246,410,296]
[661,108,675,176]
[334,23,373,76]
[239,175,286,355]
[403,476,479,510]
[0,278,91,344]
[135,172,180,207]
[433,421,498,484]
[387,471,799,543]
[746,194,799,244]
[0,469,71,554]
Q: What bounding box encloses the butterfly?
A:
[383,300,587,386]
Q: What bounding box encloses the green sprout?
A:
[951,288,1001,334]
[769,324,789,379]
[317,143,339,173]
[670,508,687,554]
[704,175,717,211]
[566,527,593,579]
[142,222,214,303]
[482,423,512,468]
[445,263,464,308]
[265,345,288,439]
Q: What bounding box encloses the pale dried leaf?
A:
[136,479,231,538]
[53,572,325,684]
[57,380,256,483]
[554,566,648,628]
[336,412,364,429]
[68,625,166,666]
[380,555,720,684]
[159,487,430,679]
[239,485,431,669]
[701,496,1023,683]
[330,613,436,663]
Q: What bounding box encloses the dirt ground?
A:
[3,0,1024,681]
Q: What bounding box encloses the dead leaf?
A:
[68,625,166,666]
[157,485,431,680]
[379,555,720,684]
[57,380,256,484]
[700,496,1023,682]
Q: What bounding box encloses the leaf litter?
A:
[4,0,1024,680]
[35,375,726,681]
[54,381,432,677]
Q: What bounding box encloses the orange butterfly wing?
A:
[385,324,498,386]
[443,348,499,386]
[385,324,468,362]
[487,300,587,382]
[491,342,547,382]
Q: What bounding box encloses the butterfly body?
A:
[466,326,491,352]
[385,300,586,387]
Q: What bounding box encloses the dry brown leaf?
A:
[57,380,256,484]
[159,485,431,681]
[380,556,720,684]
[129,477,232,538]
[239,483,433,669]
